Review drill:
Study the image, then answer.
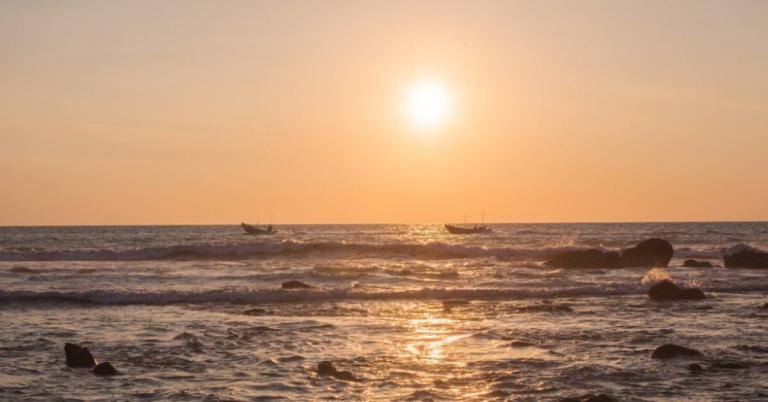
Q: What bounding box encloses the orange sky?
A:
[1,1,767,225]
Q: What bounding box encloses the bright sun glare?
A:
[405,81,452,129]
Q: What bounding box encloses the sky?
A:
[1,0,767,225]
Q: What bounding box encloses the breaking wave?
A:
[2,281,767,306]
[0,240,583,262]
[0,286,642,305]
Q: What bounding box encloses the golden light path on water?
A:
[405,316,471,361]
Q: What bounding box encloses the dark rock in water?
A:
[547,238,673,269]
[560,394,618,402]
[545,249,621,269]
[621,238,674,268]
[483,389,510,398]
[724,247,768,268]
[442,300,470,312]
[10,266,35,273]
[508,340,536,347]
[317,361,358,381]
[281,280,313,289]
[317,361,336,375]
[733,344,768,353]
[689,363,704,372]
[93,362,118,376]
[648,280,705,301]
[682,259,714,268]
[651,344,703,359]
[243,308,273,316]
[64,343,96,368]
[516,303,573,313]
[712,361,749,369]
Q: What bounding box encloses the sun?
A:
[405,81,452,129]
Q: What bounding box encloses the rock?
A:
[316,361,336,375]
[724,247,768,268]
[689,363,703,372]
[317,361,358,381]
[712,361,749,369]
[682,259,714,268]
[546,238,673,269]
[517,303,573,313]
[545,249,621,269]
[559,394,618,402]
[281,280,313,289]
[243,308,273,316]
[621,238,674,268]
[92,362,118,376]
[651,344,703,359]
[10,266,35,273]
[509,340,536,347]
[64,343,96,368]
[648,280,705,301]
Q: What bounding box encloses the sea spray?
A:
[641,266,671,286]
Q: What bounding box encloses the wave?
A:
[2,238,762,263]
[0,240,582,262]
[3,281,768,306]
[0,286,642,305]
[5,281,768,306]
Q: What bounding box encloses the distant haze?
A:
[2,0,767,225]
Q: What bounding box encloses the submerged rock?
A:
[651,344,703,359]
[243,308,273,316]
[648,280,705,300]
[546,238,673,269]
[281,280,313,289]
[93,362,118,376]
[508,340,536,347]
[688,363,704,372]
[517,303,573,313]
[712,361,749,369]
[724,247,768,268]
[560,394,618,402]
[10,266,35,273]
[682,259,714,268]
[64,343,96,368]
[317,361,358,381]
[442,300,470,312]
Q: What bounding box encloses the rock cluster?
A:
[64,343,118,375]
[547,238,673,269]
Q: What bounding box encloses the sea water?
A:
[1,223,767,400]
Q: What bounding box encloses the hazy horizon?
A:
[2,0,767,225]
[3,219,768,228]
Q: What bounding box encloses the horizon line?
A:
[2,219,767,228]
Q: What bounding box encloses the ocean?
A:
[1,222,767,401]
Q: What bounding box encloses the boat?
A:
[241,222,277,235]
[444,224,492,234]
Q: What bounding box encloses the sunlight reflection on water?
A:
[405,316,471,361]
